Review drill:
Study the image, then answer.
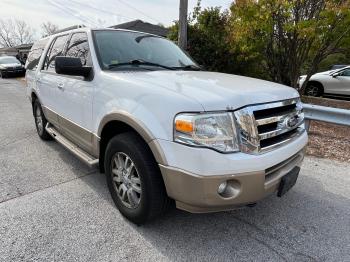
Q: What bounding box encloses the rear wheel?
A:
[104,132,170,224]
[305,82,323,97]
[33,100,52,141]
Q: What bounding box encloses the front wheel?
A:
[304,83,323,97]
[104,132,170,225]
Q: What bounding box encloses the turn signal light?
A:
[175,120,193,133]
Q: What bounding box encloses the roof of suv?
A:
[48,27,162,40]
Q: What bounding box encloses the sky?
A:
[0,0,231,37]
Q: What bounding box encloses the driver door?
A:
[332,69,350,96]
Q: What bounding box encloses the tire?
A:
[304,82,323,97]
[104,132,170,224]
[33,100,52,141]
[0,70,5,78]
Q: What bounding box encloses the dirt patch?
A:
[307,121,350,162]
[303,96,350,162]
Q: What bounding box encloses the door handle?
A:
[57,83,64,90]
[36,78,42,83]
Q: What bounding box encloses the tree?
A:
[169,2,248,74]
[230,0,350,93]
[0,19,34,47]
[41,22,59,37]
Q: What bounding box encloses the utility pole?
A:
[178,0,188,50]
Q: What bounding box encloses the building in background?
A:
[0,43,33,64]
[110,20,169,37]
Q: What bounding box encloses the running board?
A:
[45,124,99,168]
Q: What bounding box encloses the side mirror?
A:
[55,56,92,78]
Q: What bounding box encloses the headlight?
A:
[174,112,239,153]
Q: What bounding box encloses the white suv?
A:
[26,28,307,224]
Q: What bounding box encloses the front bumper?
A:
[160,149,305,213]
[1,68,25,76]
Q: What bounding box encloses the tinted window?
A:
[341,69,350,77]
[66,33,91,66]
[43,34,69,72]
[25,39,49,70]
[93,30,197,70]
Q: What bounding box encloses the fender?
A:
[97,111,168,165]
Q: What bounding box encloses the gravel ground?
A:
[302,96,350,162]
[1,78,350,262]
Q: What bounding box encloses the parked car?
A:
[0,56,26,78]
[299,66,350,97]
[26,28,307,224]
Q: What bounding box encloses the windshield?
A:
[0,57,20,64]
[93,30,198,70]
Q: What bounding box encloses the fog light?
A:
[218,181,228,194]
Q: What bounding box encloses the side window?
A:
[43,34,69,72]
[25,38,49,70]
[341,69,350,77]
[66,33,92,66]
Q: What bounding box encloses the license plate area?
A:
[277,166,300,197]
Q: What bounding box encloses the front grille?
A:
[234,98,305,154]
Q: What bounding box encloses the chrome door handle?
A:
[57,83,64,90]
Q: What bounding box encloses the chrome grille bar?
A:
[234,98,305,154]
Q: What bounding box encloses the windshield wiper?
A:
[108,60,175,70]
[172,64,203,71]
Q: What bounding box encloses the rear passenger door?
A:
[37,34,70,127]
[52,32,95,154]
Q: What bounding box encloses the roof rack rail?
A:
[54,24,85,34]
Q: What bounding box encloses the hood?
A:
[0,63,22,68]
[314,70,334,76]
[109,71,299,111]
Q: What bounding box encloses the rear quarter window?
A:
[25,38,49,70]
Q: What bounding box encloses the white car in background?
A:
[299,66,350,98]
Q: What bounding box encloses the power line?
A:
[48,0,100,27]
[68,0,134,22]
[116,0,162,24]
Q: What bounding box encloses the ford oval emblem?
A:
[286,116,298,128]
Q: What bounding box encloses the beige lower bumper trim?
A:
[159,150,305,213]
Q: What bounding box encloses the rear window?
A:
[26,38,49,70]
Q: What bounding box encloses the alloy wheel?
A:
[35,106,44,135]
[306,85,319,96]
[111,152,142,209]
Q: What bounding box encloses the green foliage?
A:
[168,3,265,77]
[169,6,233,73]
[230,0,350,90]
[169,0,350,92]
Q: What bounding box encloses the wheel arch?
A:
[30,91,42,116]
[306,80,324,95]
[97,112,168,173]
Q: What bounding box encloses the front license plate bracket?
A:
[277,166,300,197]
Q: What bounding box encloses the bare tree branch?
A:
[41,22,59,37]
[0,18,34,47]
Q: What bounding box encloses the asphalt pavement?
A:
[0,78,349,262]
